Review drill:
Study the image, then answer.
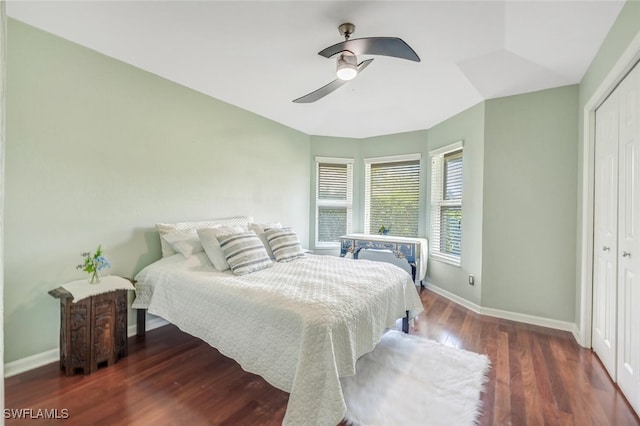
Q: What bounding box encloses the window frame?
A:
[315,156,354,249]
[363,153,422,237]
[429,141,464,267]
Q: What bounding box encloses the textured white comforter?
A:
[133,253,423,425]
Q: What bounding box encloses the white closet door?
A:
[593,89,620,378]
[616,61,640,414]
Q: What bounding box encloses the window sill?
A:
[315,242,340,249]
[430,252,461,267]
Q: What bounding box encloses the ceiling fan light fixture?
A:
[336,53,358,81]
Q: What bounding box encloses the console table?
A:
[340,234,428,285]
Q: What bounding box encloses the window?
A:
[364,154,421,237]
[430,141,463,266]
[315,157,353,248]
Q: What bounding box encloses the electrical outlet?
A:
[468,275,474,286]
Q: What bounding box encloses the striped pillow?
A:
[264,227,306,263]
[198,226,246,271]
[216,231,273,275]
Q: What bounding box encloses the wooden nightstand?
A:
[49,287,128,376]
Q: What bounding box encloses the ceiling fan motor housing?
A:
[339,23,356,39]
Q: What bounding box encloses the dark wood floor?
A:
[5,288,640,425]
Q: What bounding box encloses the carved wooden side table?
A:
[49,286,128,376]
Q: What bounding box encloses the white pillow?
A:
[249,222,282,259]
[198,226,245,271]
[216,231,273,275]
[264,227,306,263]
[161,229,204,258]
[155,216,253,257]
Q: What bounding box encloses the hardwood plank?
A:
[506,323,528,426]
[518,328,544,425]
[5,288,640,425]
[494,329,512,425]
[478,316,499,426]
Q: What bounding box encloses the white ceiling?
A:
[7,1,625,138]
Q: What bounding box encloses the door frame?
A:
[579,31,640,349]
[1,3,6,418]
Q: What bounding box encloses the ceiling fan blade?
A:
[292,59,374,103]
[318,37,420,62]
[357,58,374,70]
[292,79,347,104]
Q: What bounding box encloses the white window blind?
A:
[316,157,353,247]
[430,142,463,266]
[364,154,421,237]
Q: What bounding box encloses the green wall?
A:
[311,90,580,319]
[427,103,485,306]
[483,86,579,321]
[5,19,310,363]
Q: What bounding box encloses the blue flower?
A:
[95,255,111,271]
[76,245,111,274]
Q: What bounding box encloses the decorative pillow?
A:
[249,222,282,259]
[156,216,253,257]
[161,229,204,258]
[197,226,245,271]
[216,231,273,275]
[264,227,306,263]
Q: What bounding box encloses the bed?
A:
[133,226,423,426]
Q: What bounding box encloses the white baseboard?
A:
[571,326,585,348]
[425,283,578,337]
[4,348,60,379]
[127,316,169,337]
[4,316,169,378]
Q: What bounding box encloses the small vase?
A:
[89,270,100,284]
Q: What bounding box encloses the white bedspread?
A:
[133,253,423,426]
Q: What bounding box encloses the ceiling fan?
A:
[292,23,421,103]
